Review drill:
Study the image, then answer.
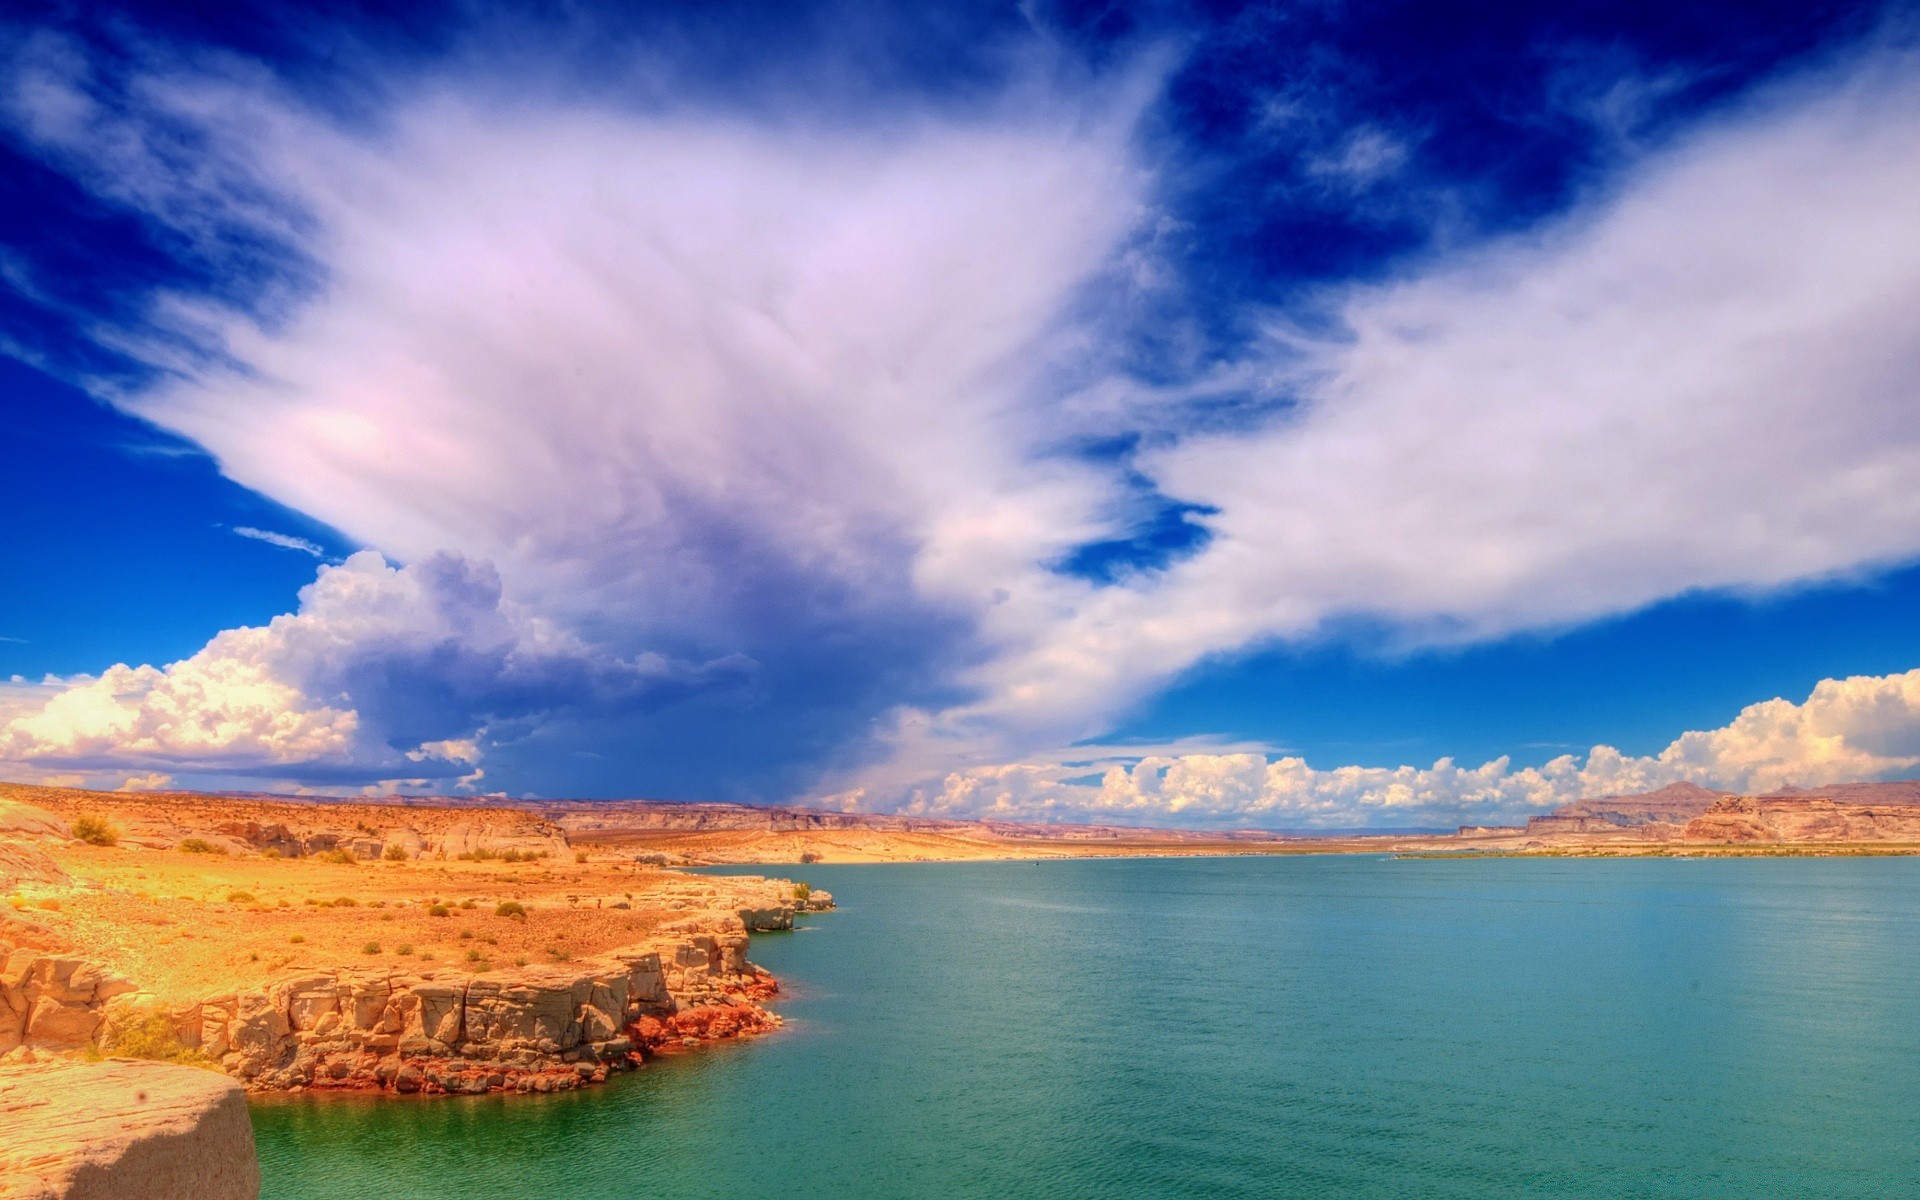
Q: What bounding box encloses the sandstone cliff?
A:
[0,1059,259,1200]
[4,879,832,1095]
[1456,777,1920,848]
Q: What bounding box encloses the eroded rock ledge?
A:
[4,882,832,1096]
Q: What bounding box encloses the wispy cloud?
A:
[232,525,328,558]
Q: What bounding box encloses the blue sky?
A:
[3,0,1920,827]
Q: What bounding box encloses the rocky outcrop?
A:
[1521,782,1727,837]
[0,1058,259,1200]
[1,952,140,1055]
[180,915,762,1094]
[1681,793,1920,843]
[1681,796,1781,842]
[0,803,69,891]
[1464,778,1920,847]
[88,882,832,1096]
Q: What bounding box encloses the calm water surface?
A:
[252,856,1920,1198]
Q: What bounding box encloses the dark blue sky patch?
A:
[0,357,355,676]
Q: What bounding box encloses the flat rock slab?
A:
[0,1058,260,1200]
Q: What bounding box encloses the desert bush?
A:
[71,815,119,847]
[177,838,225,855]
[261,847,283,859]
[428,904,451,917]
[464,948,484,963]
[317,849,356,865]
[103,1012,205,1065]
[383,844,409,861]
[459,899,476,909]
[288,934,306,943]
[361,941,381,955]
[574,851,589,864]
[545,946,572,962]
[798,850,822,864]
[226,891,255,904]
[793,882,811,902]
[458,929,473,939]
[494,901,528,920]
[396,943,414,956]
[331,896,359,907]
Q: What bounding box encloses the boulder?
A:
[0,1058,260,1199]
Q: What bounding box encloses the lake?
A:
[253,855,1920,1198]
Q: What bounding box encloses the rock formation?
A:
[1457,778,1920,847]
[0,1058,259,1200]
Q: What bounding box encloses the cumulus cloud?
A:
[899,669,1920,828]
[0,551,740,786]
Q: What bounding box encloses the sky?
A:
[3,0,1920,828]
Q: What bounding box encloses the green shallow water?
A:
[253,856,1920,1198]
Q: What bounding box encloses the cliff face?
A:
[1682,794,1920,843]
[4,884,832,1096]
[1520,782,1728,838]
[0,1059,259,1200]
[1464,778,1920,846]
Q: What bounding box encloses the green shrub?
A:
[288,934,306,944]
[574,851,589,864]
[102,1012,205,1065]
[331,896,358,907]
[361,941,381,955]
[177,838,225,855]
[226,891,255,904]
[383,844,409,861]
[494,901,528,920]
[71,815,120,847]
[458,929,473,939]
[428,904,451,917]
[396,943,414,956]
[317,849,356,865]
[793,882,811,902]
[545,945,572,962]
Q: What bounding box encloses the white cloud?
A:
[901,668,1920,827]
[851,47,1920,798]
[0,551,730,784]
[233,526,328,558]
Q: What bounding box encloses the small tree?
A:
[383,844,409,861]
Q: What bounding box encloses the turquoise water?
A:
[253,856,1920,1198]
